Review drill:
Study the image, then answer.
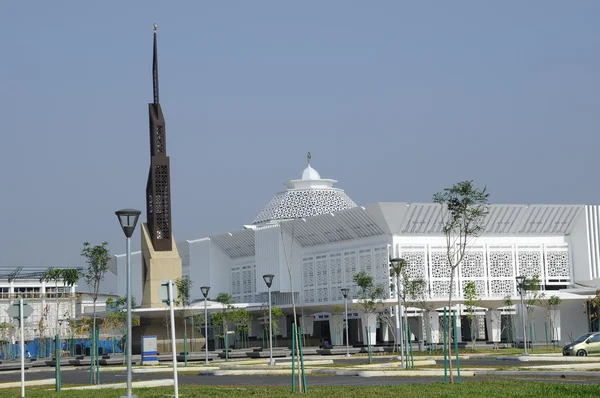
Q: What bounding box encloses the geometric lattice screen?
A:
[301,246,389,304]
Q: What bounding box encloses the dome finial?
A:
[307,152,311,166]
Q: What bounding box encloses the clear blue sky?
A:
[2,1,599,266]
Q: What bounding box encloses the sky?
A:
[2,1,599,267]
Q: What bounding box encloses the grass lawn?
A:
[2,381,600,398]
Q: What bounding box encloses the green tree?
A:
[463,281,481,349]
[260,303,284,348]
[175,275,194,348]
[42,268,64,335]
[503,295,515,346]
[544,295,562,346]
[524,275,545,323]
[389,258,428,355]
[0,322,13,359]
[433,180,489,383]
[585,289,600,332]
[522,275,545,351]
[81,241,111,384]
[353,271,385,363]
[212,293,234,349]
[106,296,140,354]
[232,308,252,349]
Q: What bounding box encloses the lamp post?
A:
[263,274,275,366]
[341,288,350,357]
[516,276,528,356]
[115,209,141,398]
[200,286,210,365]
[389,257,406,369]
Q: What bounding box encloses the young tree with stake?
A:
[81,241,111,384]
[353,271,385,364]
[463,281,481,349]
[433,180,489,383]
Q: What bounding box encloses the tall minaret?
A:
[146,23,173,252]
[141,24,181,309]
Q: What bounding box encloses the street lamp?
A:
[389,257,406,369]
[263,274,275,366]
[515,276,528,356]
[115,208,141,398]
[200,286,210,365]
[341,288,350,357]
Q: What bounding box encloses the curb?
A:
[0,378,56,389]
[475,370,600,378]
[62,379,174,390]
[495,356,600,362]
[200,369,293,376]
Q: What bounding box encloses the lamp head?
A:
[389,257,406,269]
[263,274,274,288]
[341,288,349,299]
[200,286,210,298]
[115,209,142,238]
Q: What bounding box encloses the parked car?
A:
[562,332,600,356]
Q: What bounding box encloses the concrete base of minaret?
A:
[140,223,182,308]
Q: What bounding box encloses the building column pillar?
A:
[381,320,390,342]
[454,311,463,343]
[485,309,501,346]
[426,311,440,345]
[329,314,343,346]
[549,309,561,343]
[360,313,377,345]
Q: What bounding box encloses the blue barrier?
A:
[0,337,124,359]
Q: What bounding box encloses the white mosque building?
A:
[109,157,600,348]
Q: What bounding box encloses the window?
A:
[590,334,600,343]
[14,287,40,298]
[46,287,71,299]
[0,287,8,299]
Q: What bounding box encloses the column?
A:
[360,313,377,345]
[549,309,561,343]
[454,311,463,343]
[426,311,440,344]
[485,309,501,344]
[328,314,343,346]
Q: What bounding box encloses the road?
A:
[0,366,596,387]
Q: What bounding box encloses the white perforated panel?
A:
[546,248,570,280]
[253,189,357,224]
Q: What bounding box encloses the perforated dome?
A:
[252,155,357,225]
[253,189,357,224]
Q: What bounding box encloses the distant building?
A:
[0,266,86,340]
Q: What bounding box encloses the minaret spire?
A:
[153,23,159,105]
[146,23,173,252]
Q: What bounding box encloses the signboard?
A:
[158,280,178,304]
[6,302,33,320]
[141,335,158,365]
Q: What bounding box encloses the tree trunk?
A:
[396,275,401,355]
[471,317,476,350]
[447,269,455,383]
[184,317,188,351]
[55,280,62,337]
[92,297,97,384]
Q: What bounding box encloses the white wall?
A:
[569,207,594,282]
[255,225,283,293]
[188,238,210,302]
[188,238,233,301]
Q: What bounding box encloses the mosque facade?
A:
[110,157,600,347]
